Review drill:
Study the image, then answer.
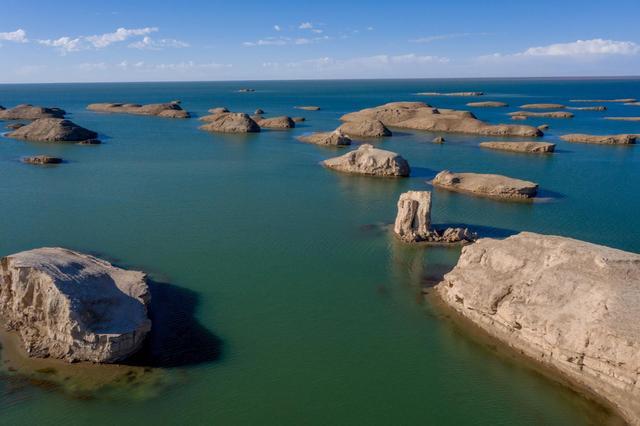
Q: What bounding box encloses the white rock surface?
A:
[322,144,410,177]
[435,232,640,424]
[394,191,432,241]
[0,247,151,363]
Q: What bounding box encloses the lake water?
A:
[0,78,638,425]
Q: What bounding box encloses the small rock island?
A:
[87,101,189,118]
[7,118,100,144]
[322,144,410,177]
[432,170,538,200]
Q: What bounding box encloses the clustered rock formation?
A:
[340,102,542,137]
[0,247,151,363]
[479,141,556,153]
[87,101,189,118]
[435,232,640,424]
[0,104,66,120]
[199,112,261,133]
[322,144,410,177]
[297,130,351,146]
[7,118,100,144]
[337,119,391,138]
[393,191,475,244]
[432,170,538,200]
[560,134,636,145]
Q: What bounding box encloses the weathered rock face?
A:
[567,106,607,111]
[418,92,483,97]
[571,98,636,103]
[394,191,431,241]
[340,102,542,137]
[7,118,99,143]
[0,104,66,120]
[295,106,320,111]
[22,155,63,165]
[520,103,566,109]
[508,111,574,119]
[466,101,508,108]
[322,144,410,177]
[257,116,295,129]
[297,130,351,146]
[479,141,556,153]
[0,247,151,363]
[433,170,538,200]
[199,113,260,133]
[338,119,391,137]
[435,232,640,424]
[560,134,636,145]
[87,102,189,118]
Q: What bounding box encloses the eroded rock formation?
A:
[297,130,351,146]
[432,170,538,200]
[560,134,636,145]
[199,113,260,133]
[479,141,556,153]
[337,119,391,138]
[466,101,508,108]
[7,118,100,144]
[87,102,189,118]
[0,104,66,120]
[322,144,410,177]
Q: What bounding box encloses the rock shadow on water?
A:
[125,279,223,368]
[409,166,438,179]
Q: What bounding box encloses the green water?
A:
[0,79,638,425]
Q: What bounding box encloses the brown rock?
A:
[509,111,574,118]
[199,113,260,133]
[257,116,295,129]
[297,130,351,146]
[560,134,636,145]
[22,155,63,165]
[432,170,538,200]
[87,101,189,118]
[480,141,555,153]
[295,106,320,111]
[466,101,508,108]
[0,104,66,120]
[520,103,565,109]
[7,118,99,143]
[338,119,391,137]
[322,144,410,177]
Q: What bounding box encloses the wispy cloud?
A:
[38,27,161,53]
[410,32,488,43]
[117,60,231,72]
[129,36,189,50]
[299,22,313,30]
[0,28,28,43]
[479,39,640,61]
[242,35,329,47]
[274,25,281,31]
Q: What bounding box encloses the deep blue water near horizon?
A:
[0,78,638,425]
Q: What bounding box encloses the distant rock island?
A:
[480,141,556,153]
[322,144,409,177]
[417,91,483,97]
[87,101,189,118]
[0,104,66,120]
[560,134,637,145]
[7,118,100,144]
[297,130,351,146]
[432,171,538,200]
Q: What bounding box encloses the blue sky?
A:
[1,0,639,83]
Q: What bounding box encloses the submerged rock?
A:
[466,101,508,108]
[479,141,555,153]
[520,103,565,109]
[295,106,320,111]
[340,102,542,137]
[22,155,63,165]
[417,92,483,97]
[297,130,351,146]
[560,134,636,145]
[257,116,295,129]
[7,118,99,143]
[199,113,260,133]
[322,144,410,177]
[338,119,391,138]
[435,232,640,424]
[87,102,189,118]
[0,247,151,363]
[0,104,66,120]
[508,111,574,119]
[432,170,538,200]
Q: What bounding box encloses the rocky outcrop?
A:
[208,107,229,114]
[479,141,556,153]
[254,108,265,115]
[604,117,640,122]
[22,155,63,165]
[432,136,445,144]
[435,232,640,425]
[394,191,475,244]
[199,113,260,133]
[0,104,66,120]
[87,101,189,118]
[625,102,640,106]
[520,103,565,109]
[571,98,636,103]
[508,111,574,118]
[292,117,306,122]
[0,247,151,363]
[466,101,508,108]
[7,118,100,144]
[340,102,542,137]
[432,170,538,200]
[537,124,550,130]
[560,134,636,145]
[297,130,351,146]
[337,119,391,138]
[295,106,320,111]
[567,106,607,111]
[256,116,295,129]
[322,144,410,177]
[418,92,483,97]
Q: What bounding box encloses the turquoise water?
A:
[0,79,638,425]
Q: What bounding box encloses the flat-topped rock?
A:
[435,232,640,424]
[480,141,556,153]
[87,102,189,118]
[560,134,636,145]
[466,101,508,108]
[508,111,574,118]
[432,170,538,200]
[567,106,607,111]
[0,247,151,363]
[604,117,640,122]
[292,116,306,122]
[537,124,550,130]
[625,102,640,106]
[297,130,351,146]
[0,104,66,120]
[340,102,542,137]
[199,113,260,133]
[22,155,63,165]
[322,144,409,177]
[208,107,229,114]
[338,119,391,138]
[295,106,320,111]
[257,116,295,129]
[418,92,483,97]
[520,103,565,109]
[571,98,636,103]
[7,118,99,143]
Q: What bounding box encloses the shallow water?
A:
[0,78,638,425]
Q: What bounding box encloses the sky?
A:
[1,0,639,83]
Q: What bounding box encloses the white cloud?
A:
[299,22,313,30]
[117,60,231,72]
[128,36,189,50]
[0,29,28,43]
[38,27,162,53]
[410,33,488,43]
[243,35,329,47]
[38,36,84,53]
[519,39,639,57]
[274,25,281,31]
